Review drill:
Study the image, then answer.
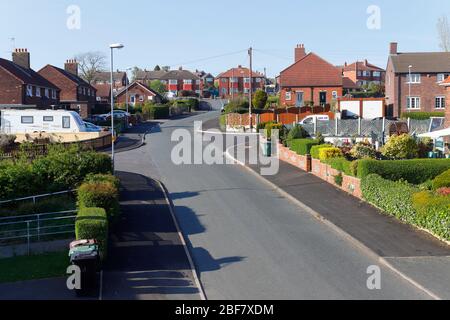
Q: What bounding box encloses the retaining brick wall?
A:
[278,143,311,172]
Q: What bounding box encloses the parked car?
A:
[84,122,103,132]
[299,115,330,125]
[99,110,130,120]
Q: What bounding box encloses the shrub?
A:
[253,90,268,110]
[432,169,450,190]
[310,144,331,159]
[224,98,249,114]
[350,141,377,159]
[357,159,450,184]
[437,188,450,196]
[0,134,16,151]
[361,174,418,222]
[290,139,319,156]
[75,207,108,260]
[412,191,450,240]
[11,195,76,216]
[77,181,120,222]
[142,103,170,119]
[319,147,343,161]
[286,125,309,146]
[315,132,325,145]
[0,160,36,200]
[84,174,120,190]
[418,137,434,158]
[264,122,283,140]
[381,134,419,160]
[401,112,445,120]
[324,157,355,176]
[334,173,343,186]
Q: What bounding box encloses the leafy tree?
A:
[252,90,268,109]
[154,65,161,71]
[149,80,167,95]
[437,15,450,52]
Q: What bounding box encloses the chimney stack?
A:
[295,44,306,62]
[364,59,368,66]
[390,42,398,55]
[64,59,78,76]
[12,48,30,69]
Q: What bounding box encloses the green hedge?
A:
[310,144,331,159]
[75,207,108,260]
[401,112,445,120]
[142,104,170,119]
[290,139,319,156]
[361,174,419,222]
[357,159,450,184]
[412,191,450,240]
[324,158,355,177]
[77,179,120,222]
[84,173,120,190]
[432,169,450,190]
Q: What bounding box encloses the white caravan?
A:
[0,109,92,134]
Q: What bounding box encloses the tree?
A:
[131,66,142,82]
[437,15,450,52]
[252,90,268,110]
[154,65,161,71]
[149,80,167,95]
[75,51,107,84]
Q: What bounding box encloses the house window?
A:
[45,88,49,98]
[52,90,56,99]
[406,74,421,84]
[407,96,421,109]
[139,96,144,102]
[256,78,261,83]
[43,116,54,122]
[435,96,445,109]
[169,79,178,85]
[82,87,86,95]
[21,116,33,124]
[26,85,33,97]
[244,78,250,83]
[437,73,448,83]
[196,80,201,85]
[357,71,362,76]
[221,88,227,94]
[221,78,228,83]
[373,71,381,78]
[230,77,238,83]
[62,116,71,129]
[184,79,192,85]
[78,87,82,95]
[285,91,292,101]
[244,88,249,93]
[332,91,338,99]
[35,87,41,97]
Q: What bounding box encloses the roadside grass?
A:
[0,251,68,284]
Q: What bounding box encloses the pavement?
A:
[111,99,436,300]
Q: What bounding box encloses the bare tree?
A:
[437,15,450,52]
[75,51,107,83]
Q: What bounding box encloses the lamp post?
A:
[408,65,412,110]
[110,43,124,173]
[125,67,133,115]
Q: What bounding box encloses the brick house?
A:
[134,70,168,84]
[93,83,111,104]
[38,60,97,118]
[115,81,162,106]
[279,44,343,107]
[342,60,385,88]
[93,71,128,92]
[216,66,265,98]
[441,77,450,129]
[385,42,450,117]
[0,49,60,108]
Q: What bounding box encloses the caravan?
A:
[0,109,99,134]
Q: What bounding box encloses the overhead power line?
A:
[168,49,248,68]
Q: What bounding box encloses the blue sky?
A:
[0,0,449,77]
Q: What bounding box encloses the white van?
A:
[0,109,93,134]
[299,115,330,125]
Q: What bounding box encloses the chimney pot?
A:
[295,43,306,62]
[12,48,31,69]
[390,42,398,55]
[64,58,79,76]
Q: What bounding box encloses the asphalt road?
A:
[115,100,431,300]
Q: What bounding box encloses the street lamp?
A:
[125,67,133,115]
[110,43,124,173]
[408,65,413,110]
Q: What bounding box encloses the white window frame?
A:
[256,78,261,83]
[52,90,56,99]
[44,88,49,98]
[435,96,445,109]
[21,116,34,124]
[373,71,381,78]
[169,79,178,85]
[195,80,201,85]
[244,78,251,83]
[26,85,33,97]
[332,91,338,99]
[230,77,238,83]
[285,91,292,101]
[35,87,41,97]
[406,74,421,84]
[407,96,421,110]
[184,79,192,85]
[244,88,250,94]
[437,73,448,83]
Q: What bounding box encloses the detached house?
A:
[342,60,385,88]
[39,60,97,118]
[385,42,450,117]
[216,66,265,98]
[0,49,60,108]
[93,71,128,92]
[279,44,343,107]
[115,81,162,106]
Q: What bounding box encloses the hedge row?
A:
[0,146,112,201]
[290,139,319,156]
[357,159,450,184]
[432,169,450,190]
[323,157,356,177]
[400,111,445,120]
[75,207,108,260]
[142,104,170,119]
[310,144,331,159]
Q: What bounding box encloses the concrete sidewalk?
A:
[101,171,202,300]
[247,156,450,299]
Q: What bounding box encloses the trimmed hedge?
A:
[357,159,450,184]
[324,157,355,177]
[290,139,319,156]
[412,191,450,240]
[84,173,120,190]
[142,104,170,119]
[361,174,419,222]
[432,169,450,190]
[310,144,331,159]
[77,179,120,222]
[75,207,108,260]
[401,111,445,120]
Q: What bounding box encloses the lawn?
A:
[0,251,68,284]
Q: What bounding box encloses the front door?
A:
[319,92,327,106]
[296,92,304,107]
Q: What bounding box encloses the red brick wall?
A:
[116,84,158,105]
[280,86,343,107]
[218,77,265,98]
[0,67,23,104]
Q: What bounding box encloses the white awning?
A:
[418,127,450,139]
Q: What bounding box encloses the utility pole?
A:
[249,47,253,131]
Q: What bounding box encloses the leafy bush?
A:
[84,174,120,190]
[10,195,76,216]
[0,161,36,200]
[357,159,450,184]
[142,103,170,119]
[412,191,450,240]
[264,122,284,140]
[290,139,319,156]
[418,137,434,158]
[361,174,418,222]
[319,147,343,161]
[401,112,445,120]
[0,134,16,151]
[224,98,249,114]
[324,157,355,176]
[77,180,120,222]
[437,188,450,196]
[350,141,377,159]
[334,173,343,186]
[286,125,309,146]
[432,169,450,190]
[253,90,268,110]
[310,144,331,159]
[382,134,419,160]
[75,207,108,260]
[315,132,325,145]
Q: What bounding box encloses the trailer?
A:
[0,109,94,134]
